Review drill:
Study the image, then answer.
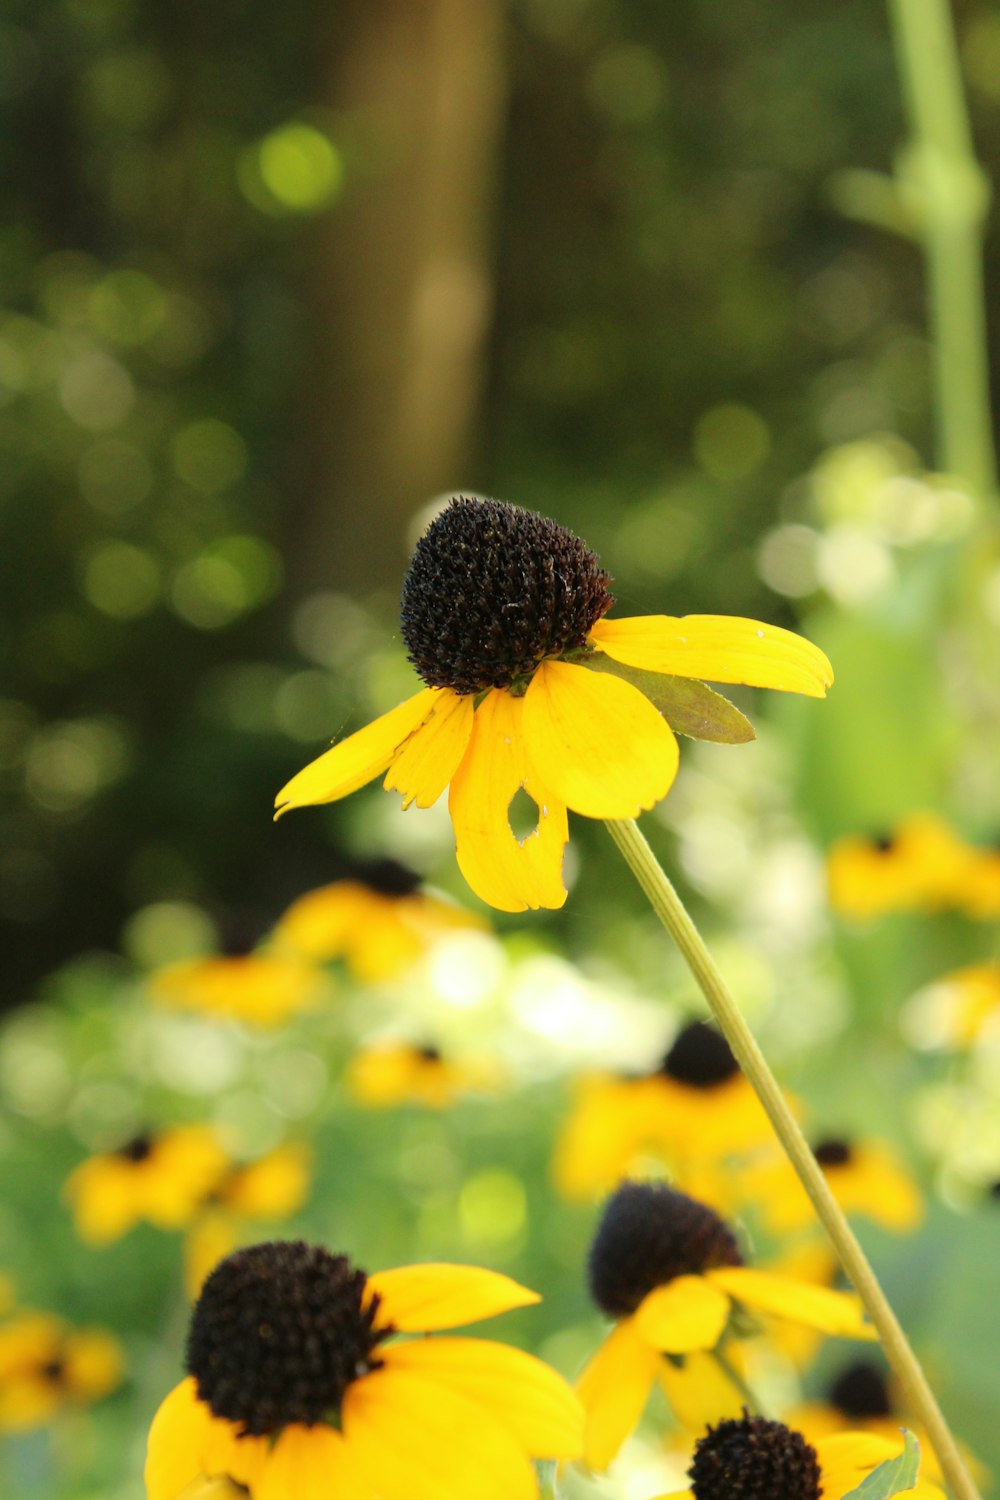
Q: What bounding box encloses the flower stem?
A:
[712,1344,767,1418]
[605,816,980,1500]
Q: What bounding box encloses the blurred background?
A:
[4,1,1000,1496]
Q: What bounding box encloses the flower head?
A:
[151,947,325,1027]
[576,1182,873,1468]
[275,497,832,912]
[0,1312,122,1430]
[146,1239,583,1500]
[742,1135,923,1236]
[64,1125,232,1245]
[660,1412,944,1500]
[826,813,976,920]
[347,1040,503,1109]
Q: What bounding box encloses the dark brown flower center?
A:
[400,496,614,694]
[186,1240,391,1436]
[353,856,423,898]
[659,1022,740,1089]
[588,1181,743,1318]
[117,1134,154,1162]
[829,1360,893,1419]
[814,1138,853,1168]
[689,1414,822,1500]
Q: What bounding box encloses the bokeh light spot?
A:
[459,1169,527,1247]
[239,123,344,215]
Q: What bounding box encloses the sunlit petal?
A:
[523,661,679,818]
[384,690,474,809]
[381,1338,583,1459]
[274,689,438,815]
[633,1275,731,1354]
[577,1317,661,1471]
[591,615,833,698]
[449,689,569,912]
[343,1365,537,1500]
[365,1263,540,1332]
[707,1267,875,1337]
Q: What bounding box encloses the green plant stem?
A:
[606,816,981,1500]
[887,0,996,499]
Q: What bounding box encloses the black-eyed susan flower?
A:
[274,497,832,912]
[742,1136,924,1237]
[65,1126,231,1245]
[272,859,486,982]
[151,945,325,1027]
[0,1312,123,1430]
[146,1239,583,1500]
[656,1411,944,1500]
[576,1182,874,1469]
[826,813,975,920]
[347,1041,504,1109]
[553,1023,785,1201]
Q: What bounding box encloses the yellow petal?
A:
[384,690,474,809]
[255,1424,373,1500]
[365,1263,540,1332]
[380,1338,583,1459]
[274,689,438,815]
[449,689,569,912]
[707,1267,875,1338]
[343,1365,537,1500]
[633,1275,731,1354]
[658,1348,747,1430]
[523,660,679,818]
[63,1157,141,1246]
[577,1317,661,1471]
[591,615,833,698]
[62,1326,124,1400]
[144,1381,220,1500]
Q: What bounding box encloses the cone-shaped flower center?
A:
[814,1138,853,1168]
[588,1181,743,1318]
[829,1360,893,1419]
[186,1241,390,1435]
[400,496,614,694]
[659,1022,739,1089]
[117,1134,154,1162]
[689,1414,822,1500]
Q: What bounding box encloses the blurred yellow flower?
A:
[275,497,832,912]
[906,963,1000,1050]
[64,1126,231,1245]
[273,863,486,981]
[826,813,976,920]
[347,1041,504,1109]
[0,1312,122,1430]
[146,1240,583,1500]
[151,949,325,1026]
[742,1136,924,1236]
[657,1412,943,1500]
[552,1022,785,1201]
[961,844,1000,917]
[577,1182,873,1469]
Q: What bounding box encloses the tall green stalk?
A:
[887,0,996,499]
[606,816,982,1500]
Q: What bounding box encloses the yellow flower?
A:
[347,1041,504,1109]
[552,1022,786,1201]
[741,1136,924,1236]
[273,862,486,981]
[146,1239,583,1500]
[275,497,832,912]
[577,1182,874,1470]
[0,1312,123,1431]
[657,1412,944,1500]
[151,949,325,1027]
[64,1126,231,1245]
[826,813,976,920]
[960,844,1000,917]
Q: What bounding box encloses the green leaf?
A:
[842,1429,921,1500]
[583,655,756,744]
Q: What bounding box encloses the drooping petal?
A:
[577,1317,661,1471]
[449,689,569,912]
[633,1275,731,1354]
[384,690,475,808]
[523,660,679,818]
[274,689,438,816]
[658,1348,747,1429]
[343,1365,537,1500]
[591,615,833,698]
[255,1424,373,1500]
[380,1338,583,1459]
[707,1267,875,1338]
[365,1263,540,1332]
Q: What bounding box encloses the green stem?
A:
[605,816,980,1500]
[712,1345,767,1418]
[886,0,996,499]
